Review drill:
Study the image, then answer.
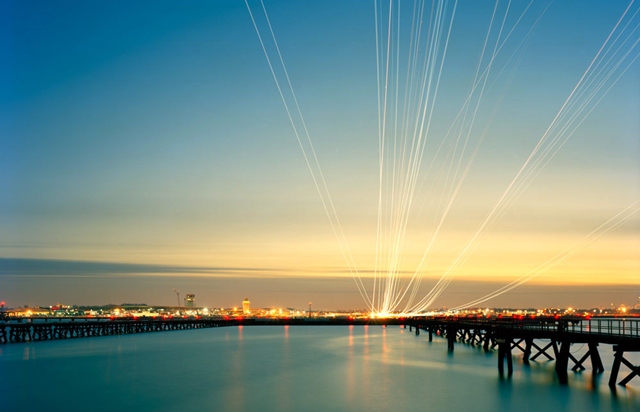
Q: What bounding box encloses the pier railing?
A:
[425,316,640,340]
[574,318,636,338]
[514,318,640,339]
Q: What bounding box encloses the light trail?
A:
[246,0,373,310]
[374,0,459,313]
[408,0,640,313]
[246,1,639,316]
[396,0,542,313]
[448,200,640,312]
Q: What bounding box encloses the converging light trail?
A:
[448,200,640,312]
[245,0,373,310]
[246,1,640,316]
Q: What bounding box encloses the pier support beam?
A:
[497,338,513,377]
[530,340,557,362]
[523,338,533,364]
[483,332,492,352]
[447,326,457,352]
[571,342,604,373]
[609,345,640,386]
[555,341,570,384]
[511,338,527,357]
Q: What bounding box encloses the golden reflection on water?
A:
[362,325,372,402]
[398,329,406,366]
[278,325,292,411]
[226,326,245,411]
[382,326,388,363]
[347,325,355,402]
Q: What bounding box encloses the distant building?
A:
[10,307,51,317]
[185,294,196,307]
[242,297,251,315]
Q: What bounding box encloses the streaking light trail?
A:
[246,0,640,316]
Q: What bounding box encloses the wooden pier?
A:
[0,317,234,344]
[408,316,640,386]
[0,316,399,345]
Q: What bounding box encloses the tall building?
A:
[242,297,251,315]
[184,294,195,307]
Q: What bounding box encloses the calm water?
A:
[1,325,638,411]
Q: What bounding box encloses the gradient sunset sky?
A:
[1,1,638,310]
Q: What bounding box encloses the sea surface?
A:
[1,325,638,411]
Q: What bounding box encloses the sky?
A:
[1,0,639,311]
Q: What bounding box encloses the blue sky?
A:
[1,1,638,310]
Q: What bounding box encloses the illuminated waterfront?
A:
[2,296,639,320]
[2,1,639,410]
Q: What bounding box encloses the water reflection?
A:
[277,325,292,411]
[346,325,355,402]
[226,326,246,411]
[362,325,373,405]
[381,326,388,363]
[0,326,636,412]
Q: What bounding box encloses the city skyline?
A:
[1,1,639,311]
